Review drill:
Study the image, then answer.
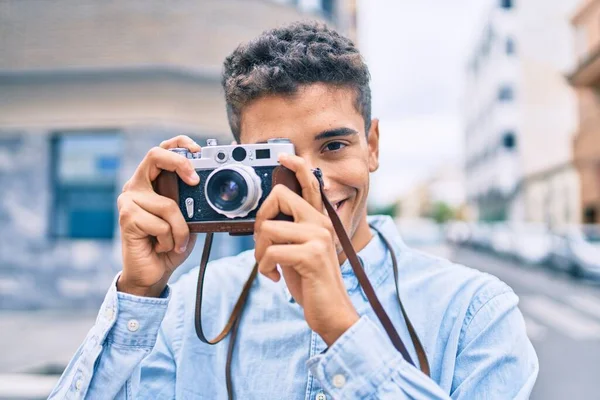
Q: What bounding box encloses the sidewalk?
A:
[0,311,96,374]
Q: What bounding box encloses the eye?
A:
[323,141,347,153]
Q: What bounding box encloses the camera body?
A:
[154,138,301,234]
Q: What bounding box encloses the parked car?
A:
[395,218,443,246]
[445,221,471,245]
[511,223,553,265]
[549,224,600,278]
[490,223,514,257]
[468,223,493,250]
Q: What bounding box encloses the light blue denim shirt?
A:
[49,215,538,399]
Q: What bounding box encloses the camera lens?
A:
[205,165,263,218]
[219,179,240,201]
[206,169,248,212]
[232,147,247,162]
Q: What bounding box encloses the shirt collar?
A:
[282,215,407,303]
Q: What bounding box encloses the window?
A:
[584,206,598,224]
[498,85,514,101]
[321,0,335,20]
[500,0,513,9]
[506,37,515,55]
[50,132,122,239]
[502,131,516,149]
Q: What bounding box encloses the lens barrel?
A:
[204,165,262,218]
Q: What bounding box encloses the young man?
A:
[50,22,538,399]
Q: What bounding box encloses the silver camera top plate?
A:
[190,139,295,170]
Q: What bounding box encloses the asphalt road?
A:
[424,245,600,400]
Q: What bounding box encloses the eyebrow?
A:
[314,127,358,141]
[254,127,358,144]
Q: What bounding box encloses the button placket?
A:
[104,307,114,321]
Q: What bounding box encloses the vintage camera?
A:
[154,138,301,234]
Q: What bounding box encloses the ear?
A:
[367,118,380,173]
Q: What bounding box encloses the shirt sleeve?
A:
[47,273,176,399]
[307,291,538,400]
[450,291,538,399]
[307,315,450,400]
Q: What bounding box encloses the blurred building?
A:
[0,0,356,309]
[464,0,580,226]
[568,0,600,224]
[397,162,466,220]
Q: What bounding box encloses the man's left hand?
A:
[254,154,359,346]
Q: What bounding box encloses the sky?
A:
[357,0,490,206]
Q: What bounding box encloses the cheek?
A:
[323,156,370,191]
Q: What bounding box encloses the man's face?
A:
[239,83,380,244]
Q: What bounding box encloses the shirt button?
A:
[332,374,346,388]
[316,392,327,400]
[127,319,140,332]
[75,379,83,391]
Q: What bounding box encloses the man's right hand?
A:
[116,135,201,297]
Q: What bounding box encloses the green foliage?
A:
[368,202,398,218]
[428,202,455,224]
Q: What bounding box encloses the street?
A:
[424,245,600,400]
[2,246,599,399]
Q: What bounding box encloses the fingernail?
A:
[178,245,187,254]
[278,153,288,161]
[189,171,199,184]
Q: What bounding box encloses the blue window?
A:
[506,37,515,55]
[321,0,335,20]
[502,131,516,149]
[50,132,122,239]
[498,85,514,101]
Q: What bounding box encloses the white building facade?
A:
[464,0,580,225]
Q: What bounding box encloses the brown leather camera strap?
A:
[374,227,430,377]
[194,169,429,399]
[312,168,429,376]
[193,231,259,397]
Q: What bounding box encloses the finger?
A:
[122,179,131,192]
[278,154,322,211]
[135,210,174,254]
[130,191,191,253]
[254,220,324,261]
[131,146,200,189]
[256,184,325,226]
[258,244,305,282]
[118,194,174,253]
[159,135,202,153]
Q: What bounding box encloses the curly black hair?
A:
[222,21,372,142]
